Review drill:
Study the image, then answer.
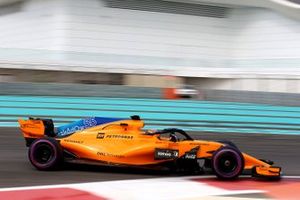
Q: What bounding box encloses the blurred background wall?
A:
[0,0,300,93]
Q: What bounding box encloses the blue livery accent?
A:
[57,117,124,136]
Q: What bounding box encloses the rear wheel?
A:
[28,138,63,170]
[212,147,244,179]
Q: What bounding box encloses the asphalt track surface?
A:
[1,127,300,188]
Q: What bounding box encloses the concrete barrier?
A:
[202,89,300,107]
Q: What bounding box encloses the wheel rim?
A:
[213,148,243,178]
[217,152,238,173]
[33,143,54,164]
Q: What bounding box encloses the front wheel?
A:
[212,147,244,179]
[28,138,63,170]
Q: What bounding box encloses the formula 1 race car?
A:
[19,116,281,179]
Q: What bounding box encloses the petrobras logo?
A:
[83,117,97,128]
[97,132,105,139]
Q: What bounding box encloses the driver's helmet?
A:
[169,134,178,142]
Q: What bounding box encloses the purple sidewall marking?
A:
[29,139,58,168]
[213,148,243,178]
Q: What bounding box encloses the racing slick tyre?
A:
[28,138,63,170]
[204,141,237,169]
[212,146,244,180]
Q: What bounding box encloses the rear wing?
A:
[18,118,55,146]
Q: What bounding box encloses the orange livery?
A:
[19,115,281,179]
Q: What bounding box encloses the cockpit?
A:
[144,128,193,142]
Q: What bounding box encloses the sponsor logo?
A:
[63,139,83,144]
[183,146,199,159]
[106,135,133,140]
[97,133,105,139]
[97,152,124,158]
[57,117,100,136]
[83,118,97,128]
[155,149,179,160]
[184,153,196,159]
[59,125,85,136]
[189,142,208,146]
[21,124,39,128]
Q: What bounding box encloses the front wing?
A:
[243,153,281,178]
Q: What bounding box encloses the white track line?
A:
[0,176,265,200]
[0,175,299,192]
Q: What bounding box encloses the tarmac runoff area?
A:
[0,127,300,199]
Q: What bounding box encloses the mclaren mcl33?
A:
[19,116,281,179]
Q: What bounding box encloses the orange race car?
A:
[18,115,281,179]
